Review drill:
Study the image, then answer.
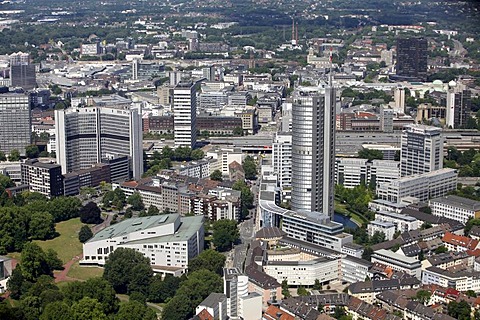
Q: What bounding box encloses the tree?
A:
[232,180,254,220]
[242,156,257,180]
[40,301,72,320]
[297,286,309,296]
[115,300,156,320]
[209,170,223,181]
[313,279,322,290]
[78,225,93,243]
[25,145,40,159]
[0,151,6,161]
[127,192,144,211]
[188,249,226,275]
[146,205,159,216]
[448,300,472,320]
[19,295,42,320]
[281,280,290,298]
[9,149,21,161]
[128,264,153,295]
[233,127,243,136]
[45,249,63,271]
[103,248,152,294]
[28,212,56,240]
[7,267,25,299]
[162,270,222,320]
[21,243,54,281]
[435,245,448,254]
[71,297,108,320]
[414,290,431,304]
[212,219,239,252]
[191,149,204,160]
[358,148,384,161]
[148,274,181,303]
[79,202,102,224]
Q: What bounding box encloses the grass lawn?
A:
[67,261,103,280]
[33,218,84,264]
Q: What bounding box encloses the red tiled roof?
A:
[263,305,295,320]
[442,232,479,250]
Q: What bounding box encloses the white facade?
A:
[291,85,336,217]
[55,105,143,180]
[224,268,249,319]
[376,168,457,203]
[367,220,396,240]
[207,148,244,175]
[422,267,480,293]
[371,249,422,279]
[82,214,204,274]
[239,293,262,320]
[175,159,211,179]
[341,256,371,283]
[400,125,443,177]
[430,195,480,224]
[374,210,419,233]
[393,87,405,114]
[173,81,197,148]
[272,132,292,189]
[335,158,400,189]
[264,257,341,286]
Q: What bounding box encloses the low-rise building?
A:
[341,256,372,284]
[368,220,396,240]
[263,257,341,286]
[371,249,422,279]
[422,266,480,292]
[441,232,480,252]
[81,214,204,276]
[430,195,480,224]
[376,169,458,203]
[374,210,419,233]
[348,277,421,304]
[195,293,228,320]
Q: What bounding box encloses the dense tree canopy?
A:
[242,156,257,180]
[79,202,103,224]
[188,249,226,275]
[103,248,152,294]
[212,219,239,252]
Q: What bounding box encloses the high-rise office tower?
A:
[9,52,36,90]
[0,90,31,156]
[291,84,336,217]
[272,132,292,189]
[173,81,197,148]
[396,37,428,81]
[446,87,471,129]
[380,106,394,133]
[400,124,443,177]
[393,87,405,114]
[55,105,143,180]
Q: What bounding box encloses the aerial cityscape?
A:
[0,0,480,319]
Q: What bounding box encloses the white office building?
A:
[422,267,480,293]
[291,84,336,217]
[272,132,292,189]
[55,105,143,180]
[430,195,480,224]
[81,214,204,276]
[173,81,197,148]
[264,257,341,286]
[400,125,443,177]
[367,220,396,240]
[335,158,400,189]
[371,249,422,279]
[376,168,457,203]
[373,210,419,233]
[341,256,372,284]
